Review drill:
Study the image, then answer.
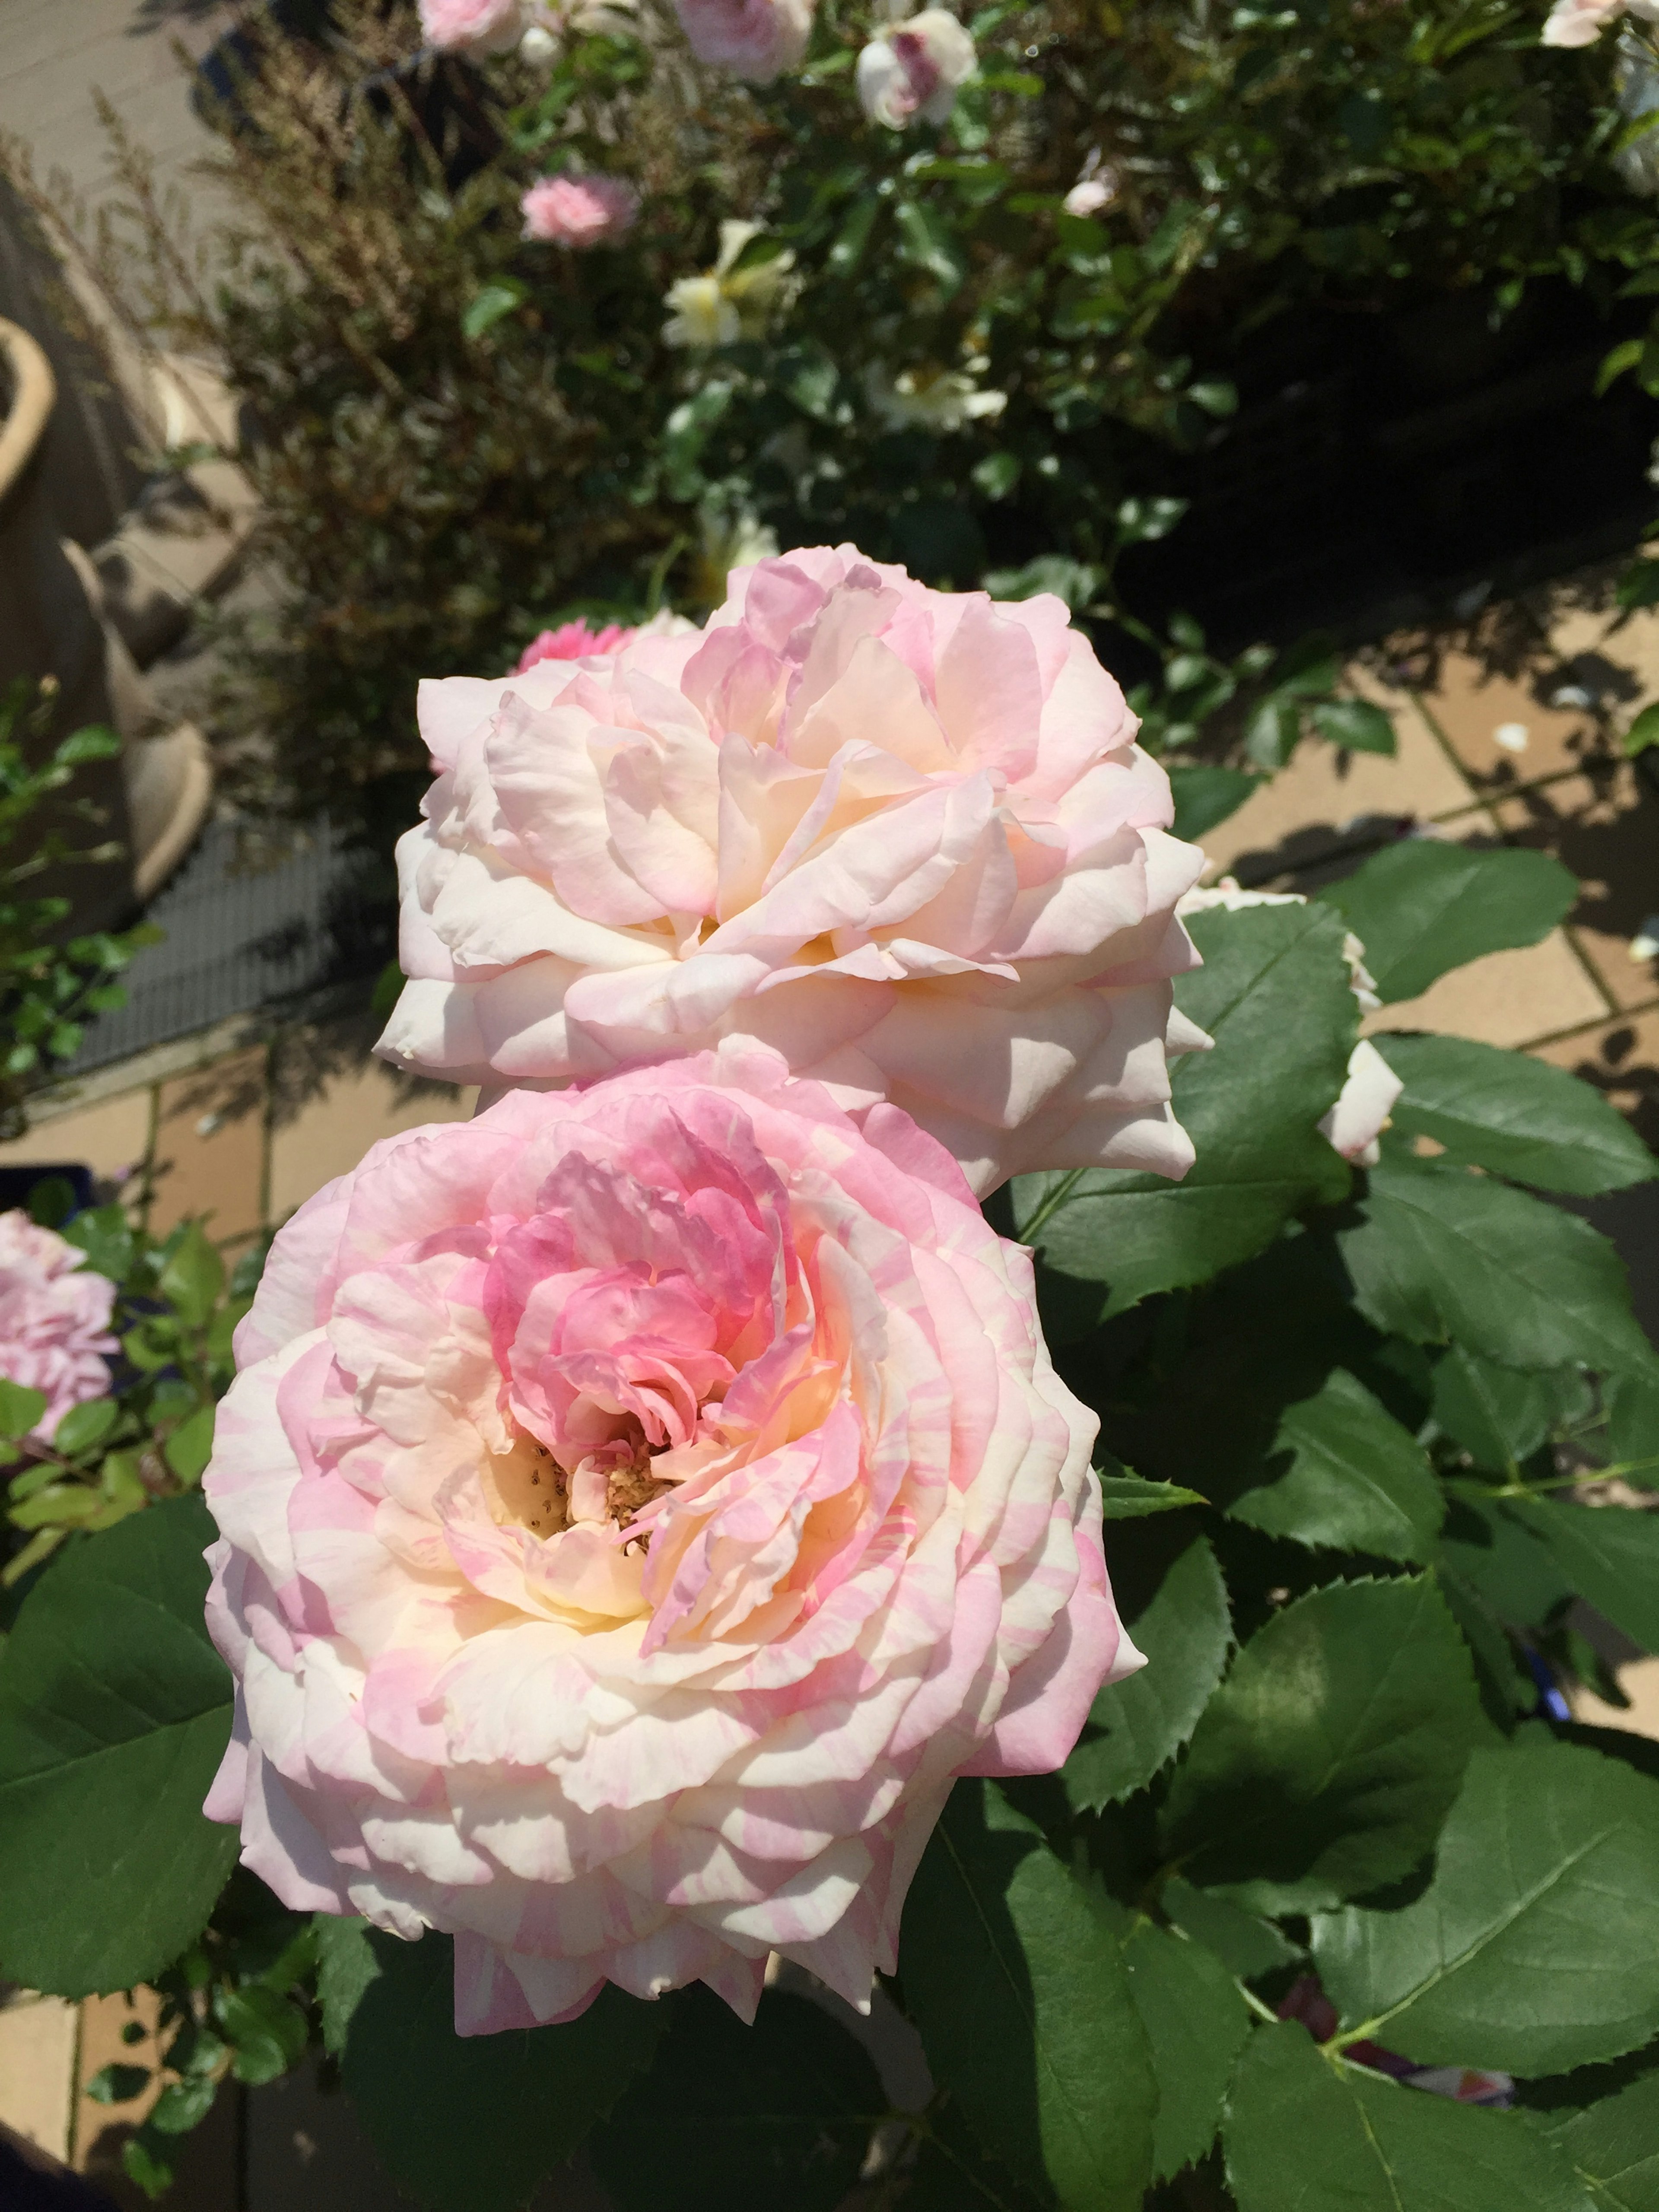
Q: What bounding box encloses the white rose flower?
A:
[865,362,1007,433]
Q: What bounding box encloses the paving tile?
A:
[1195,688,1478,884]
[1413,646,1616,792]
[148,1044,267,1241]
[1493,764,1659,1012]
[1573,1654,1659,1740]
[76,1989,241,2212]
[1363,930,1609,1051]
[0,1991,78,2162]
[268,1023,478,1224]
[0,1086,153,1186]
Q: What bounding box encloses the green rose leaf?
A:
[1013,905,1356,1326]
[0,1494,237,1995]
[1317,842,1577,1004]
[1374,1035,1657,1195]
[1095,1471,1208,1518]
[1167,763,1263,843]
[901,1778,1157,2211]
[1430,1348,1588,1475]
[0,1377,48,1441]
[1223,2022,1595,2212]
[1542,2066,1659,2209]
[1162,1878,1303,1983]
[163,1403,218,1488]
[337,1926,664,2212]
[591,1985,883,2212]
[1062,1529,1231,1813]
[1121,1917,1251,2182]
[1160,1576,1488,1912]
[1500,1497,1659,1657]
[158,1222,225,1332]
[51,1396,119,1459]
[1312,1742,1659,2075]
[1337,1162,1659,1384]
[1221,1365,1444,1563]
[1311,698,1397,754]
[1437,1482,1574,1630]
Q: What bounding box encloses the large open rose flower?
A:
[378,545,1208,1195]
[202,1046,1131,2030]
[0,1211,118,1445]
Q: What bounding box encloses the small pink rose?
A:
[1540,0,1623,42]
[0,1210,118,1446]
[516,620,635,670]
[520,172,640,247]
[202,1046,1134,2031]
[673,0,814,81]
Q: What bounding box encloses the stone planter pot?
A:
[0,316,210,929]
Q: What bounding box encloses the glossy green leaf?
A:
[1223,1366,1444,1563]
[1162,1878,1303,1983]
[1062,1531,1231,1813]
[0,1378,47,1440]
[1506,1498,1659,1655]
[1096,1473,1208,1518]
[1437,1483,1573,1629]
[1312,1743,1659,2075]
[1317,842,1577,1004]
[592,1985,882,2212]
[1160,1576,1488,1911]
[339,1926,664,2212]
[1375,1035,1656,1195]
[461,278,527,339]
[1167,764,1263,844]
[1224,2022,1594,2212]
[163,1403,217,1487]
[1311,698,1396,754]
[1121,1918,1251,2181]
[1608,1371,1659,1486]
[1338,1162,1659,1384]
[87,2063,152,2105]
[158,1223,224,1331]
[51,1396,118,1458]
[218,1983,309,2086]
[901,1779,1156,2211]
[1545,2067,1659,2209]
[1430,1347,1587,1473]
[1014,906,1355,1325]
[0,1495,236,1994]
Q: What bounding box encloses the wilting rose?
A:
[378,544,1208,1196]
[201,1046,1130,2030]
[1178,878,1404,1166]
[520,173,640,247]
[857,8,976,128]
[0,1211,118,1445]
[673,0,813,80]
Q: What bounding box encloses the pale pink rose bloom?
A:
[520,173,640,248]
[673,0,814,81]
[0,1210,118,1445]
[377,544,1210,1197]
[1178,878,1404,1167]
[857,8,976,128]
[420,0,527,52]
[1541,0,1623,43]
[201,1045,1133,2032]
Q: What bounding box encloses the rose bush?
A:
[200,1042,1128,2031]
[378,545,1208,1195]
[0,1211,119,1446]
